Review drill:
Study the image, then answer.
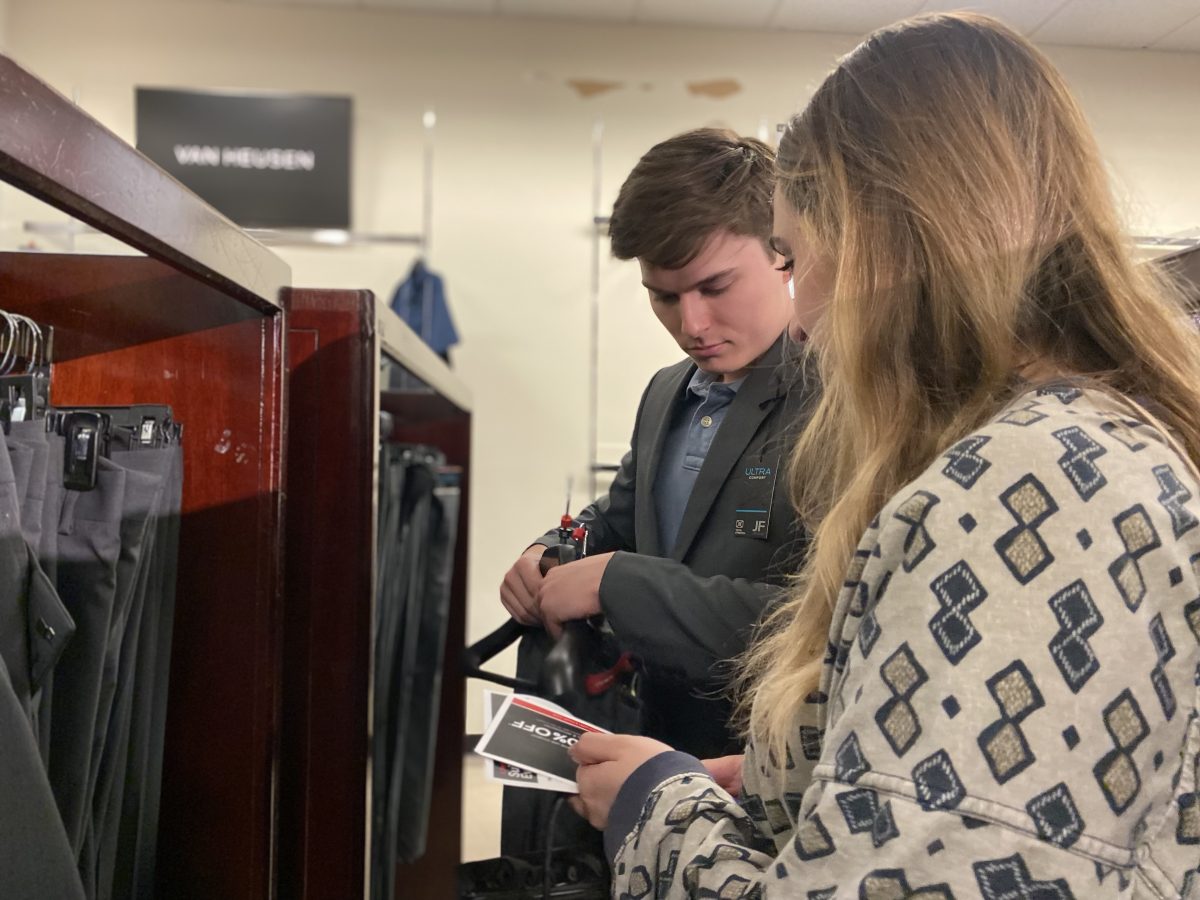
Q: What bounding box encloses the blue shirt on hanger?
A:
[390,259,459,359]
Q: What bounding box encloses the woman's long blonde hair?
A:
[743,12,1200,757]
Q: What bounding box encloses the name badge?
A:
[734,463,777,541]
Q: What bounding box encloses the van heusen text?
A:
[172,145,317,170]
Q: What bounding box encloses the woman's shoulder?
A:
[937,382,1186,490]
[874,382,1199,544]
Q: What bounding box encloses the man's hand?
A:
[537,552,614,638]
[499,545,548,625]
[568,733,673,830]
[702,754,744,797]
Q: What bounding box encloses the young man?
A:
[499,128,814,854]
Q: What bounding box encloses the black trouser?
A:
[372,449,429,900]
[371,449,462,900]
[0,651,85,899]
[393,479,459,863]
[47,458,126,859]
[81,456,166,900]
[0,425,182,900]
[109,445,183,900]
[7,423,74,766]
[0,428,83,899]
[0,429,74,738]
[0,431,39,725]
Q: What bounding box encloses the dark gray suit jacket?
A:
[538,333,815,757]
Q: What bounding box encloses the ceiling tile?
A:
[770,0,925,34]
[1033,0,1200,48]
[913,0,1070,34]
[498,0,638,21]
[635,0,778,29]
[1150,7,1200,49]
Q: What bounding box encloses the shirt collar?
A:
[687,367,744,399]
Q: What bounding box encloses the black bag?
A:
[460,536,643,898]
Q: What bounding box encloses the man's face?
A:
[640,230,792,382]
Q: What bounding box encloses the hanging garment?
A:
[389,260,459,360]
[0,653,85,900]
[393,472,459,863]
[8,439,34,523]
[111,444,183,900]
[369,446,459,899]
[371,446,427,900]
[48,459,127,856]
[34,428,69,764]
[0,426,75,746]
[33,407,185,900]
[0,327,183,899]
[0,425,83,900]
[9,420,50,561]
[82,460,166,900]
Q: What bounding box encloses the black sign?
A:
[136,87,351,229]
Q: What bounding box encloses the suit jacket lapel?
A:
[670,335,788,561]
[635,362,693,558]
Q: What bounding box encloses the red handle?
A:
[584,652,635,696]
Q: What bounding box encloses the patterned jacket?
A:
[605,386,1200,898]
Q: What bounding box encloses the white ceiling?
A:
[228,0,1200,52]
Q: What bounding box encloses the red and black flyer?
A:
[474,694,608,789]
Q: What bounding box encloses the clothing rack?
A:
[6,54,474,899]
[280,291,471,900]
[0,53,288,898]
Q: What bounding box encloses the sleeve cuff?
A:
[603,751,709,864]
[596,550,629,617]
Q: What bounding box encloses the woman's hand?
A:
[568,733,673,829]
[701,754,745,797]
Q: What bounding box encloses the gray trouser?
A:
[393,482,459,863]
[8,423,73,765]
[371,447,416,900]
[0,428,75,761]
[110,445,182,900]
[1,423,81,899]
[0,422,183,900]
[0,651,85,899]
[80,458,165,900]
[9,420,51,558]
[48,459,127,855]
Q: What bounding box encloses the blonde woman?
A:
[569,12,1200,897]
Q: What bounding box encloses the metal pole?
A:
[588,117,604,499]
[422,108,436,259]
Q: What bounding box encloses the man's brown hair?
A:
[609,128,776,269]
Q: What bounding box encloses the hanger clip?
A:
[62,411,104,491]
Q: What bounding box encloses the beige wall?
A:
[6,0,1200,731]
